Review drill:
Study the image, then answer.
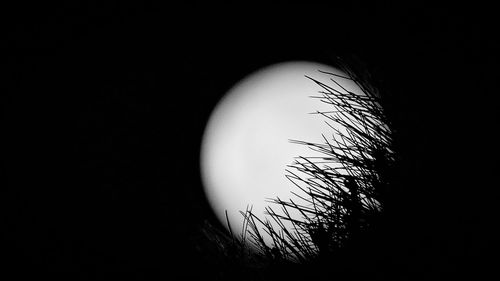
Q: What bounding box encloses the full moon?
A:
[200,61,361,245]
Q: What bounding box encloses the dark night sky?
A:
[2,2,498,280]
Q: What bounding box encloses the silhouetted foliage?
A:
[237,59,396,264]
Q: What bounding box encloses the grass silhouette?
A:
[200,57,396,280]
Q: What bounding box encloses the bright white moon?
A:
[200,61,361,245]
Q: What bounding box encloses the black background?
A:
[2,2,498,280]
